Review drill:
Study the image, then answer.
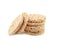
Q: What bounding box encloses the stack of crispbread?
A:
[8,13,46,35]
[24,14,46,35]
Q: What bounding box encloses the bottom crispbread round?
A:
[24,25,44,35]
[25,29,44,36]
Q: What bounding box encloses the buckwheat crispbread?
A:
[28,14,46,23]
[24,14,46,35]
[8,14,23,35]
[24,25,44,35]
[8,13,46,36]
[27,23,44,26]
[16,13,28,34]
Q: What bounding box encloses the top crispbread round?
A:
[16,13,28,34]
[28,14,46,23]
[8,14,23,35]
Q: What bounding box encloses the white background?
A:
[0,0,60,40]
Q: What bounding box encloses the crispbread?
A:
[8,13,46,36]
[8,14,23,35]
[24,25,44,35]
[16,13,28,34]
[27,22,44,26]
[25,29,44,35]
[28,14,46,23]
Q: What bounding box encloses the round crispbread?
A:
[27,22,44,26]
[8,14,23,35]
[28,14,46,23]
[16,13,28,34]
[24,25,44,35]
